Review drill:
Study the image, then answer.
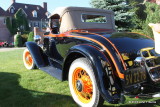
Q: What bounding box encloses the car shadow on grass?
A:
[0,72,78,107]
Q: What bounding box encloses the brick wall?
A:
[0,17,12,42]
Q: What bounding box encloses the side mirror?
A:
[134,57,145,66]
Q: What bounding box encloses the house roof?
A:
[0,7,10,16]
[6,3,48,20]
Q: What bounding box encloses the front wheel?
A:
[69,58,104,107]
[23,49,36,70]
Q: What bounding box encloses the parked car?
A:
[23,7,160,107]
[0,41,9,47]
[0,42,4,47]
[3,42,9,47]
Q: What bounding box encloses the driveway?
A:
[0,47,26,52]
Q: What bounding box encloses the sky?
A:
[0,0,91,13]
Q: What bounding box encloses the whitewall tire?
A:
[69,58,104,107]
[23,49,36,70]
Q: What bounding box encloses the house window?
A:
[25,5,28,9]
[4,18,6,24]
[37,7,40,10]
[29,22,32,27]
[10,8,14,13]
[34,22,39,27]
[45,12,51,17]
[32,10,37,18]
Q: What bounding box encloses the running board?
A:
[40,66,63,81]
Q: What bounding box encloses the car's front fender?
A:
[26,42,49,68]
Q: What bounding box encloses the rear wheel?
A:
[23,49,36,70]
[69,58,104,107]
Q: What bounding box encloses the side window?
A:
[81,14,107,23]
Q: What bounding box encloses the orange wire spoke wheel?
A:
[69,58,104,106]
[72,67,93,103]
[23,49,36,70]
[24,51,33,67]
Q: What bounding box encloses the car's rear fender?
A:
[26,42,49,68]
[63,44,122,103]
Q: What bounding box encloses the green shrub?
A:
[22,31,30,35]
[21,31,30,45]
[21,35,27,46]
[14,34,23,47]
[27,32,34,42]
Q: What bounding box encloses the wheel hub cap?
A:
[26,57,29,61]
[76,80,83,92]
[25,52,33,66]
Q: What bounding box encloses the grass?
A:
[0,49,160,107]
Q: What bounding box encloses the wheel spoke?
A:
[78,72,81,78]
[81,70,84,75]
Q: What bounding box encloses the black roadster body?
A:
[23,7,160,107]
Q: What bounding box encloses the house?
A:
[6,0,50,31]
[0,7,12,42]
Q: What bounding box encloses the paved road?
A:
[0,47,26,52]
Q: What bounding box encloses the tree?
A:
[27,32,34,42]
[127,0,147,29]
[6,17,17,35]
[12,18,18,34]
[142,2,160,38]
[14,8,30,32]
[90,0,134,31]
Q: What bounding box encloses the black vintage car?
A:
[23,7,160,107]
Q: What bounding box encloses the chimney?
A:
[11,0,15,3]
[43,2,47,11]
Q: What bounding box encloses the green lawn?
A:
[0,49,160,107]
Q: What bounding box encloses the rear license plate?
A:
[124,66,147,86]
